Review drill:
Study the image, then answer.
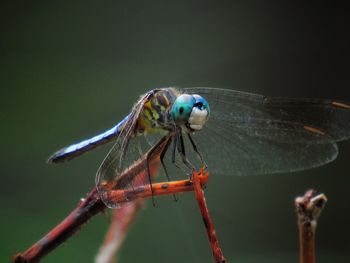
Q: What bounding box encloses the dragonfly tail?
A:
[48,116,129,163]
[47,127,118,163]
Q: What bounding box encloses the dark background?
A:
[1,1,349,262]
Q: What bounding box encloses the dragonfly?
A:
[48,87,350,208]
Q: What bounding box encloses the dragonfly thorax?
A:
[136,88,179,133]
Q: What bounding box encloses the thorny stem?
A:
[295,189,327,263]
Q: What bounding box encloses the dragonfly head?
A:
[171,93,210,131]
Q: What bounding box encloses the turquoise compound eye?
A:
[171,94,196,124]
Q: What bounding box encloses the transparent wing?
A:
[183,87,350,175]
[191,123,338,176]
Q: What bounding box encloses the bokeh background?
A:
[2,1,349,262]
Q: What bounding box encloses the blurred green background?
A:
[2,1,349,262]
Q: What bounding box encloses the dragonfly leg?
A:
[171,135,189,174]
[145,134,173,207]
[159,137,178,202]
[170,131,193,173]
[145,159,156,207]
[178,133,195,172]
[171,133,177,164]
[187,133,207,169]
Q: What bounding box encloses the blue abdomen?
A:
[48,115,129,163]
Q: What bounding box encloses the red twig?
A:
[12,135,209,263]
[12,174,208,263]
[193,168,226,263]
[295,189,327,263]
